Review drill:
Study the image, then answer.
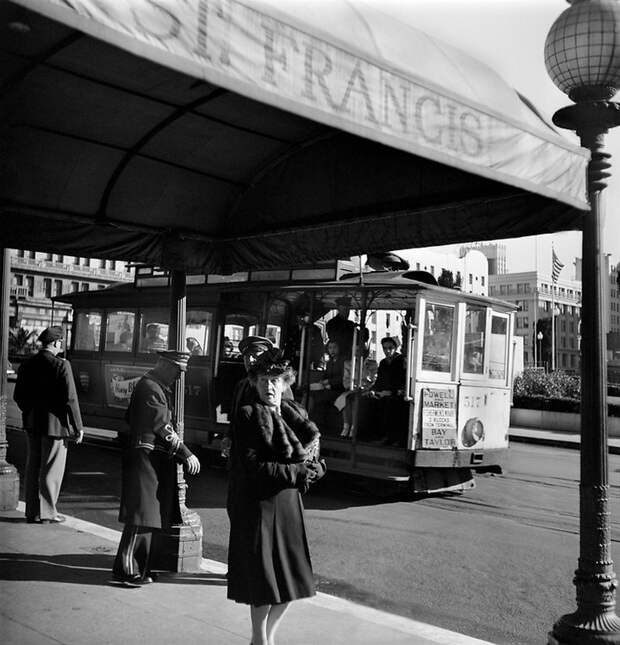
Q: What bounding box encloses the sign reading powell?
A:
[421,386,457,449]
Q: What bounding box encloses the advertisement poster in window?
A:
[421,386,457,449]
[105,364,147,409]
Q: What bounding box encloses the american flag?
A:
[552,247,564,284]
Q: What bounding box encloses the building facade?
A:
[9,249,133,348]
[459,241,507,276]
[489,270,582,371]
[395,248,489,296]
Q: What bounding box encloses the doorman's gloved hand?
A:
[185,454,201,475]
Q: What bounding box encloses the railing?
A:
[10,286,28,298]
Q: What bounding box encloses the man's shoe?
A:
[41,515,66,524]
[112,574,154,588]
[26,516,41,524]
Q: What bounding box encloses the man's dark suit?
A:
[13,349,83,521]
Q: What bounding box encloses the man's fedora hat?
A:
[157,350,191,371]
[238,335,273,355]
[38,326,63,345]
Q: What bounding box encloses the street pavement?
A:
[1,426,612,645]
[0,503,496,645]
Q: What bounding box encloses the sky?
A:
[373,0,620,279]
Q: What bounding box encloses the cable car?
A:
[56,260,517,494]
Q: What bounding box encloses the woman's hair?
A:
[248,349,296,384]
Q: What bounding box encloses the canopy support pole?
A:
[152,268,203,572]
[0,248,20,510]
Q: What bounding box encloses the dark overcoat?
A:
[13,350,83,438]
[119,372,191,529]
[227,400,318,606]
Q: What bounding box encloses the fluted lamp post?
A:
[545,1,620,643]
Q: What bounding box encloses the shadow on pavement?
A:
[0,551,228,587]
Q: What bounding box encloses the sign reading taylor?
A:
[421,386,457,449]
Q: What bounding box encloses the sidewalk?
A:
[0,502,496,645]
[509,426,620,454]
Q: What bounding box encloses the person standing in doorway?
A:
[112,350,201,587]
[13,326,84,524]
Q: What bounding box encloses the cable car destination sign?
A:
[26,0,586,204]
[421,386,457,449]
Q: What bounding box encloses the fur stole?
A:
[251,399,320,463]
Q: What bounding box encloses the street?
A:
[5,428,620,645]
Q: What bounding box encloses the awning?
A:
[1,0,589,273]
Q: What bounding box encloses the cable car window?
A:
[422,303,454,373]
[74,312,102,351]
[223,313,259,358]
[463,305,487,374]
[186,310,212,357]
[489,315,508,380]
[104,312,135,352]
[139,310,169,353]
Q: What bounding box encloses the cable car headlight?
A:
[461,417,484,447]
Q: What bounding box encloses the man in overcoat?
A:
[112,350,201,587]
[13,326,84,524]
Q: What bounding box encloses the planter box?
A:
[511,407,620,438]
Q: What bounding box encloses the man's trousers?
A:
[25,433,68,521]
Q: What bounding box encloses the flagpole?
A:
[552,243,556,372]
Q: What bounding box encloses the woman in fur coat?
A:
[227,350,326,645]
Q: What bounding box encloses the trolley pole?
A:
[0,248,19,510]
[152,268,203,572]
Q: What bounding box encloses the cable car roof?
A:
[55,269,517,312]
[2,1,588,273]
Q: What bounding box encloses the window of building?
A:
[17,250,24,257]
[82,258,90,267]
[43,278,52,298]
[26,275,34,296]
[57,254,64,263]
[481,276,485,287]
[45,253,53,261]
[74,312,102,351]
[522,301,529,311]
[561,320,566,332]
[517,284,523,294]
[98,284,106,290]
[468,273,473,285]
[71,281,79,292]
[81,283,89,291]
[415,263,420,271]
[385,313,391,328]
[108,260,116,270]
[73,256,80,265]
[28,251,35,259]
[14,273,23,286]
[54,280,63,297]
[422,303,454,373]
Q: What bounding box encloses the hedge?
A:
[513,369,620,417]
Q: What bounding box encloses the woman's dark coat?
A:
[227,399,321,606]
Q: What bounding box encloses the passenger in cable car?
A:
[358,336,408,445]
[186,336,203,356]
[308,340,345,430]
[335,357,378,438]
[143,323,167,353]
[282,304,325,373]
[326,297,357,357]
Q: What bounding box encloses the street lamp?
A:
[537,331,543,369]
[544,1,620,643]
